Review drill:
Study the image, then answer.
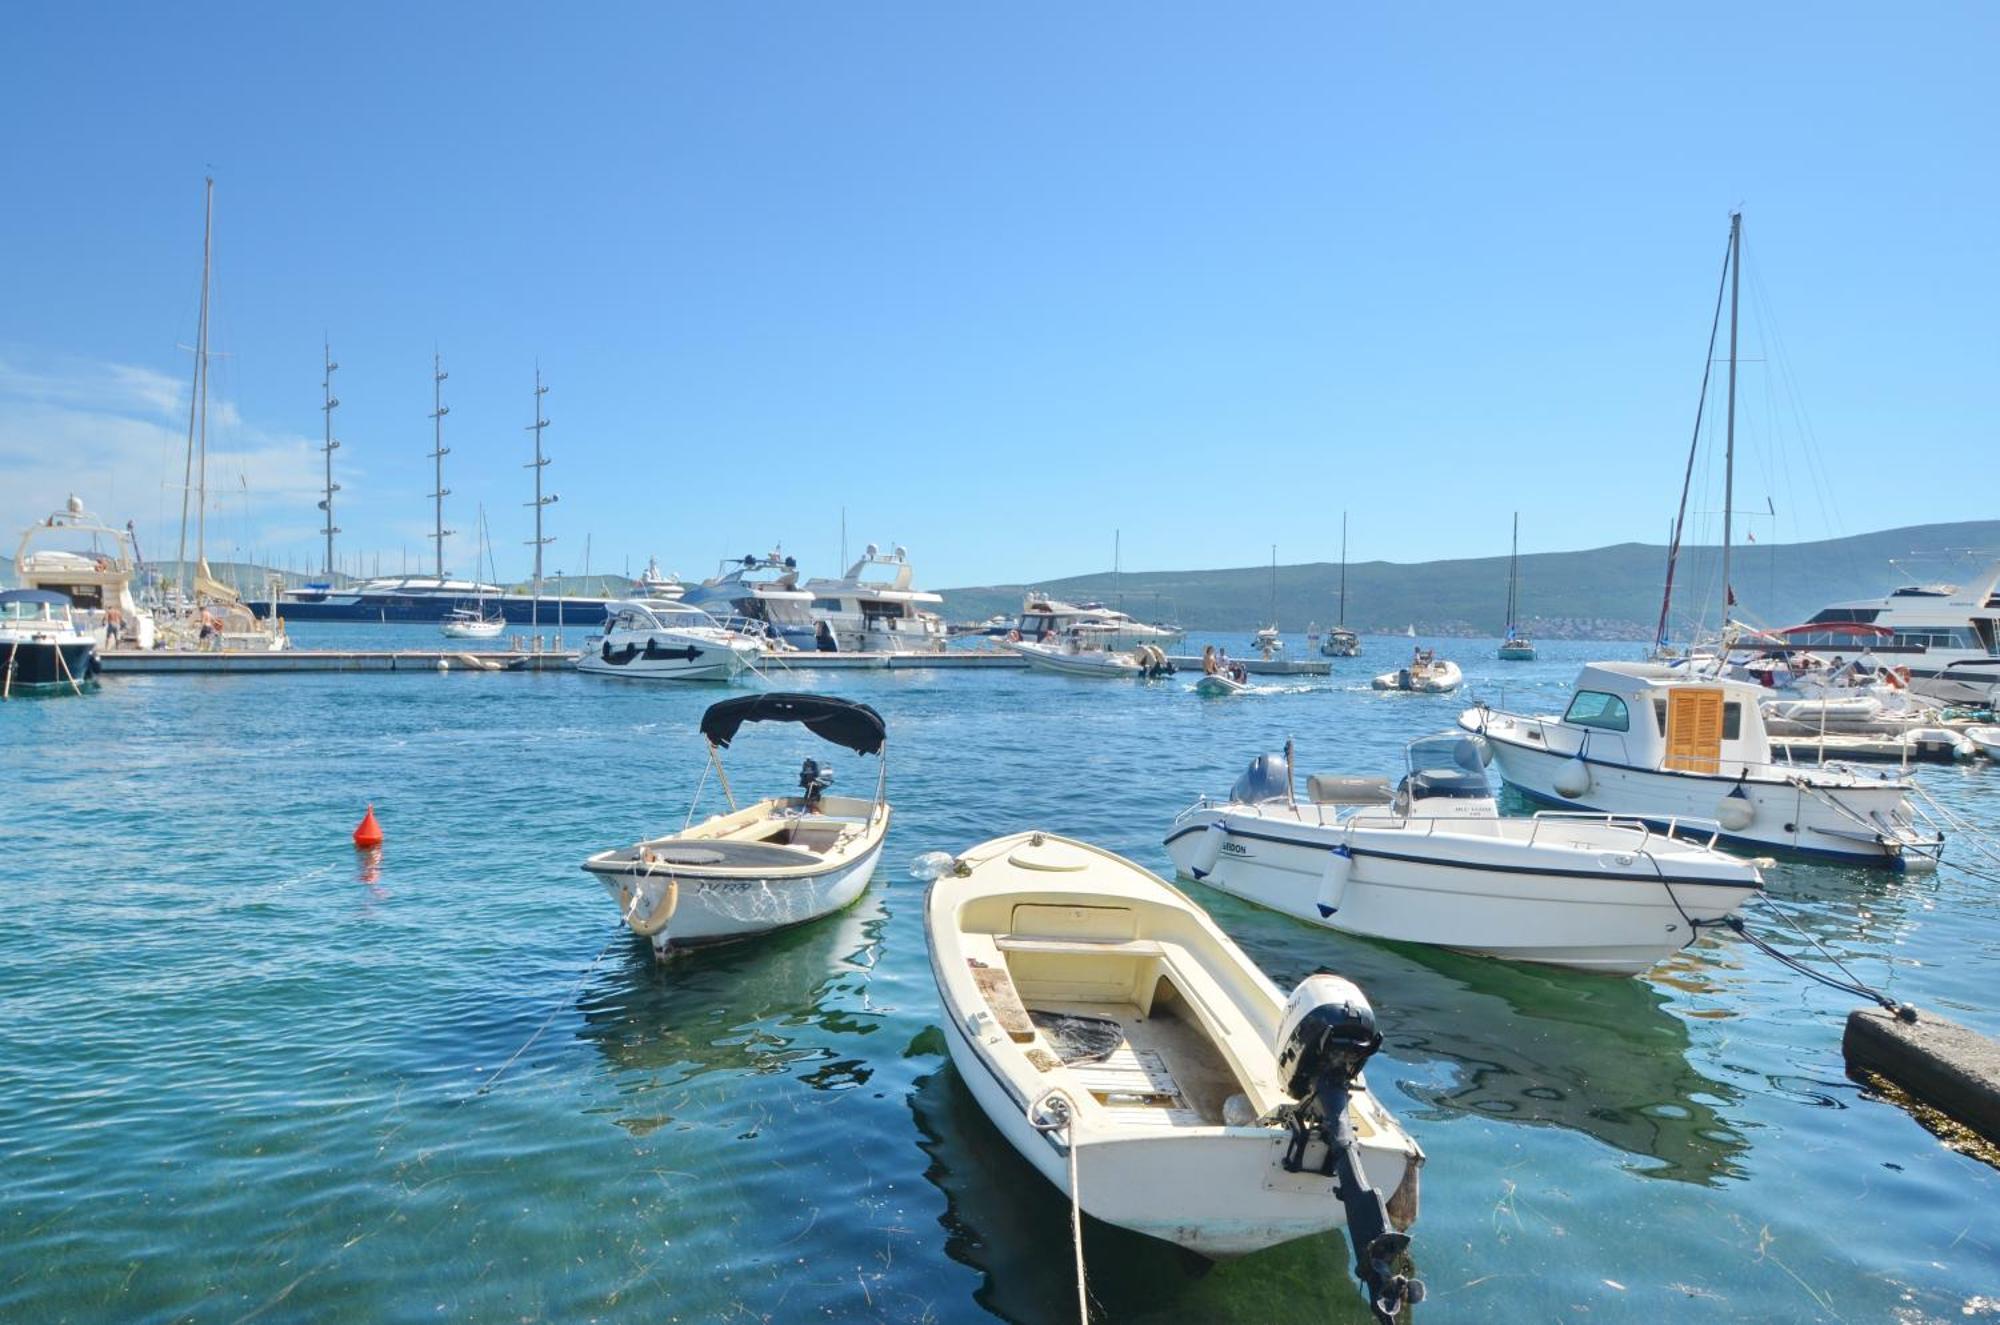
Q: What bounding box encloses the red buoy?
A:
[353,804,384,849]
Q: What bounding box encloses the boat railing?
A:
[1523,810,1722,852]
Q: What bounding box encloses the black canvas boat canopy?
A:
[699,693,887,755]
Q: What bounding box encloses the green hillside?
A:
[937,521,2000,640]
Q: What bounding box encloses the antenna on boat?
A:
[429,352,453,580]
[320,341,341,577]
[525,365,555,631]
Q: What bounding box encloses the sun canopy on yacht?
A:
[699,693,887,755]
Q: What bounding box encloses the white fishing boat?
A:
[1462,661,1944,868]
[1164,735,1764,975]
[11,496,156,650]
[582,694,890,953]
[1373,648,1463,693]
[1005,633,1173,678]
[575,600,766,682]
[923,830,1423,1316]
[0,590,99,697]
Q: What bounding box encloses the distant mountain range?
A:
[936,521,2000,639]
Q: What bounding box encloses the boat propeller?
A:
[1275,974,1425,1323]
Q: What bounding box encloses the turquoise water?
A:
[4,630,1996,1323]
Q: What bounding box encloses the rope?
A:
[1700,897,1903,1014]
[474,935,618,1097]
[1030,1089,1090,1324]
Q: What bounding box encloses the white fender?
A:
[1187,820,1228,879]
[1714,787,1755,832]
[1553,756,1592,799]
[1315,845,1354,917]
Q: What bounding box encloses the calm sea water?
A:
[3,630,1996,1323]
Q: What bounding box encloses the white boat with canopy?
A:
[1462,661,1944,868]
[923,831,1423,1318]
[1373,648,1462,693]
[1165,735,1764,974]
[582,694,890,953]
[575,600,766,682]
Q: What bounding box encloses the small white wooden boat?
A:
[1005,635,1173,679]
[1165,736,1764,974]
[583,694,890,953]
[1965,725,2000,760]
[1372,649,1462,693]
[925,832,1423,1315]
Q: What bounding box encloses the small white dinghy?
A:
[1966,725,2000,760]
[1373,647,1462,694]
[1194,671,1249,697]
[924,832,1423,1317]
[1006,633,1173,679]
[582,694,890,954]
[1165,736,1765,974]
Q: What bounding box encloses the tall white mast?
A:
[320,342,340,576]
[1721,210,1741,627]
[525,366,555,629]
[1338,511,1348,627]
[175,177,214,601]
[429,353,453,580]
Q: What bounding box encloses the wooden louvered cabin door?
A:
[1663,689,1724,773]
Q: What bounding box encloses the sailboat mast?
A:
[321,342,340,576]
[1114,529,1121,610]
[175,180,213,602]
[1507,511,1519,630]
[525,366,554,629]
[1722,210,1741,626]
[1269,544,1277,626]
[1338,511,1348,626]
[429,353,452,580]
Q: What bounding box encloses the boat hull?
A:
[258,592,616,624]
[576,636,759,681]
[591,837,884,952]
[1006,641,1145,677]
[1194,674,1247,697]
[0,639,99,693]
[1372,662,1463,692]
[1164,809,1758,975]
[1497,644,1536,661]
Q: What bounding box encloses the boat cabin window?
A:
[1404,735,1491,800]
[1653,697,1742,740]
[1563,690,1630,732]
[812,598,843,612]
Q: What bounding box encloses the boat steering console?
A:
[1275,974,1424,1323]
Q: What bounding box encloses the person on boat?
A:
[1229,662,1248,684]
[1202,644,1219,675]
[814,619,838,653]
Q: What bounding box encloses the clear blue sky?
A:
[2,4,1993,588]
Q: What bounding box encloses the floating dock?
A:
[1770,731,1974,765]
[99,647,1029,676]
[1845,1005,2000,1147]
[1166,653,1331,676]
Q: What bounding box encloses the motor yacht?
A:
[0,590,99,696]
[1771,566,2000,706]
[12,496,157,650]
[1462,661,1944,868]
[680,551,816,650]
[574,599,766,682]
[804,544,948,653]
[1011,594,1185,650]
[1165,735,1764,974]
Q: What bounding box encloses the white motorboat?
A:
[583,694,890,953]
[681,550,816,650]
[12,496,157,650]
[1195,671,1249,697]
[923,830,1423,1315]
[1,590,99,697]
[1005,634,1173,678]
[575,599,766,682]
[1462,661,1945,868]
[1373,648,1463,693]
[1165,735,1764,975]
[804,544,949,653]
[1011,595,1185,651]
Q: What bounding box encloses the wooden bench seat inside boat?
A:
[632,840,822,869]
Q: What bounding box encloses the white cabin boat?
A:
[924,831,1423,1315]
[0,590,99,696]
[805,544,948,653]
[11,496,156,650]
[583,695,889,953]
[1165,736,1764,974]
[1462,661,1944,868]
[575,600,766,682]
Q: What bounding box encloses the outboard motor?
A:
[1276,974,1422,1323]
[1229,752,1292,805]
[798,758,835,811]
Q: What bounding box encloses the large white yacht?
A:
[575,600,767,682]
[680,551,817,650]
[11,496,156,649]
[1777,561,2000,706]
[1010,593,1185,649]
[1461,661,1943,868]
[804,545,948,653]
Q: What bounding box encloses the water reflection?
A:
[1187,884,1751,1186]
[573,892,889,1111]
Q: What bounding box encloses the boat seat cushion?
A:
[1307,775,1395,805]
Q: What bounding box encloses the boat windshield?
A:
[1405,734,1492,800]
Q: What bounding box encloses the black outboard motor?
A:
[798,758,835,811]
[1276,974,1423,1323]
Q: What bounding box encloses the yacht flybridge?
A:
[583,694,890,953]
[12,496,156,649]
[804,544,948,653]
[1462,662,1943,867]
[1776,563,2000,706]
[681,551,816,650]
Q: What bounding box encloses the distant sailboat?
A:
[1322,510,1360,657]
[441,506,506,639]
[1251,544,1282,653]
[1498,513,1536,660]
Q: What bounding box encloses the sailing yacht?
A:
[1323,511,1360,657]
[440,507,506,639]
[1498,513,1535,660]
[1252,545,1283,652]
[1466,213,1944,868]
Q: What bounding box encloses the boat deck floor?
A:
[1025,998,1244,1128]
